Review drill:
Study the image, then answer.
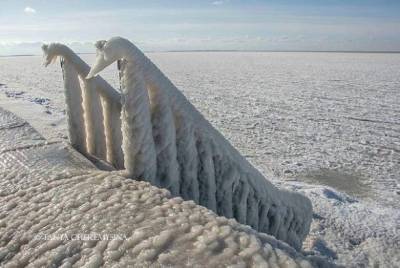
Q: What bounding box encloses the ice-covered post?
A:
[87,41,157,182]
[102,96,124,169]
[59,57,86,153]
[81,79,106,159]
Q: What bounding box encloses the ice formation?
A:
[0,107,334,267]
[43,37,312,249]
[42,43,124,169]
[2,49,398,266]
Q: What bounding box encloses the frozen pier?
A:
[41,38,313,249]
[0,107,330,267]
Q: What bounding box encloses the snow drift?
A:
[43,37,312,249]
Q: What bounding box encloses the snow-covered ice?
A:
[284,181,399,267]
[0,49,399,266]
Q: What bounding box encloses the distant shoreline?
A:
[1,50,400,57]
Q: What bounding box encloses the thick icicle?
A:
[196,133,217,211]
[102,95,124,169]
[118,60,157,181]
[175,112,200,202]
[60,58,86,153]
[81,79,107,159]
[147,83,180,195]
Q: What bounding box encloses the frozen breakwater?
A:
[0,107,331,267]
[41,38,313,249]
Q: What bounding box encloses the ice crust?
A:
[0,108,332,267]
[310,193,399,267]
[45,37,313,249]
[282,181,400,267]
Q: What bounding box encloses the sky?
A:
[1,0,400,55]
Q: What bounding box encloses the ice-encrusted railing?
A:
[42,38,312,249]
[42,43,124,169]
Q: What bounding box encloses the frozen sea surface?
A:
[0,52,399,208]
[0,52,399,266]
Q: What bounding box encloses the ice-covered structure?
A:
[42,43,124,169]
[42,37,312,249]
[0,107,335,267]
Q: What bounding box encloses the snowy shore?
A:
[0,52,399,266]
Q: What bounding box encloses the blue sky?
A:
[1,0,400,55]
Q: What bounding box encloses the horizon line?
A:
[1,50,400,57]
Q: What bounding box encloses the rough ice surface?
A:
[0,107,331,267]
[81,37,312,249]
[0,50,399,267]
[283,181,400,267]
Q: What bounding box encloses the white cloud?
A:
[24,7,36,14]
[212,0,229,6]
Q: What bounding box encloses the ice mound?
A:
[42,38,313,249]
[0,108,334,267]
